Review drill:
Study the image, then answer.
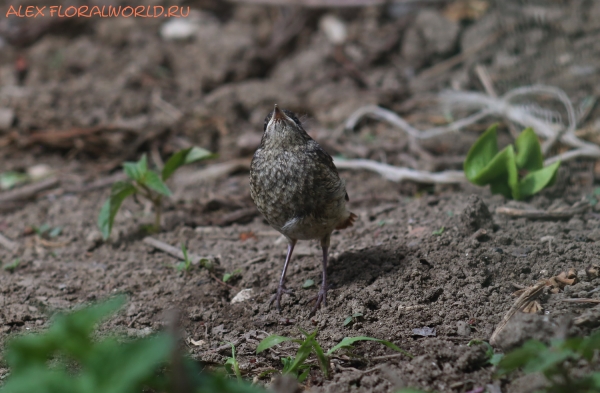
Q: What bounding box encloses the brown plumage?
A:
[249,105,356,314]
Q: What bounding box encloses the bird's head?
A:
[261,105,311,147]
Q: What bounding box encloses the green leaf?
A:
[256,335,297,354]
[464,124,500,184]
[496,340,547,375]
[515,128,543,171]
[432,227,444,235]
[0,171,29,190]
[310,335,329,378]
[98,181,137,240]
[143,170,172,197]
[343,316,353,326]
[162,147,215,181]
[518,160,561,197]
[123,154,148,182]
[302,279,315,289]
[49,226,62,238]
[285,331,317,376]
[327,336,412,358]
[3,258,20,272]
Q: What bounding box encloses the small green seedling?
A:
[464,125,561,200]
[343,313,363,327]
[256,329,412,381]
[223,269,242,283]
[432,226,444,236]
[0,296,265,393]
[34,223,62,239]
[496,331,600,392]
[98,147,215,240]
[467,339,502,366]
[0,171,29,190]
[176,243,192,272]
[3,258,20,272]
[302,279,315,289]
[224,342,242,382]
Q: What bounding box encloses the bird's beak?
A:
[272,104,286,121]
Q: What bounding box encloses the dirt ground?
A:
[1,1,600,392]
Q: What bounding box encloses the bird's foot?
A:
[309,284,330,317]
[268,285,294,312]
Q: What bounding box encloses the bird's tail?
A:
[336,212,357,230]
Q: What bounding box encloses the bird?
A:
[249,105,356,315]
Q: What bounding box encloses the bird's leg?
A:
[310,235,331,316]
[269,239,296,312]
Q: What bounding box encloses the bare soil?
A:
[1,1,600,392]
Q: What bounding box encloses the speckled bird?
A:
[249,105,356,315]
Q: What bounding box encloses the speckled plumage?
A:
[249,105,355,314]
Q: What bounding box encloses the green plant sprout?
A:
[467,339,503,366]
[223,269,242,283]
[432,226,444,236]
[33,223,62,239]
[496,331,600,392]
[302,279,315,289]
[343,313,363,327]
[176,243,193,272]
[256,329,412,381]
[224,342,242,382]
[0,296,265,393]
[464,125,561,200]
[98,147,215,240]
[3,258,20,272]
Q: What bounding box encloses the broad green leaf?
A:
[285,331,316,375]
[302,279,315,288]
[310,336,329,378]
[464,124,499,183]
[469,145,514,186]
[523,348,575,375]
[515,128,543,171]
[505,146,520,200]
[162,147,215,181]
[343,316,353,326]
[98,181,137,240]
[326,336,412,358]
[256,335,297,354]
[143,170,172,196]
[496,340,547,375]
[123,154,148,182]
[518,160,561,197]
[0,171,29,190]
[96,335,173,393]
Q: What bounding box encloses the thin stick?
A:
[333,158,465,184]
[490,281,546,346]
[0,233,18,251]
[496,201,589,220]
[562,298,600,304]
[143,237,218,266]
[0,177,59,203]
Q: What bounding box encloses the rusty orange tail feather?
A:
[336,212,357,230]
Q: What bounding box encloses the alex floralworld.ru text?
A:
[5,5,190,18]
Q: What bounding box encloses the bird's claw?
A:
[268,285,294,312]
[309,285,329,317]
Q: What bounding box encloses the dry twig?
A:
[143,237,218,266]
[333,158,465,184]
[496,200,590,220]
[490,280,546,346]
[0,177,59,204]
[0,233,19,251]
